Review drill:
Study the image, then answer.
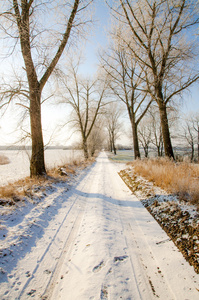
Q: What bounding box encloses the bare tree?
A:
[100,38,152,159]
[182,120,195,162]
[149,108,164,157]
[0,0,93,176]
[87,116,105,157]
[105,102,122,155]
[192,114,199,162]
[183,113,199,162]
[138,117,152,158]
[107,0,199,159]
[60,62,107,159]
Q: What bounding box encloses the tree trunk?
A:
[158,99,175,159]
[24,62,46,176]
[191,142,194,162]
[127,107,140,159]
[13,4,46,176]
[157,145,161,157]
[108,132,113,152]
[29,86,46,176]
[144,145,148,158]
[110,141,113,152]
[113,140,117,155]
[160,138,164,156]
[83,138,89,159]
[131,121,140,159]
[198,126,199,162]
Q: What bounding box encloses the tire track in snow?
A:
[41,197,86,299]
[2,164,96,300]
[107,161,179,299]
[99,158,149,300]
[42,162,100,300]
[18,192,87,299]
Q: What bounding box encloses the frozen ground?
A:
[0,152,199,299]
[0,149,82,186]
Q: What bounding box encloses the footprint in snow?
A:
[92,260,105,273]
[114,255,128,262]
[44,269,51,275]
[27,289,36,296]
[26,271,31,277]
[100,285,108,299]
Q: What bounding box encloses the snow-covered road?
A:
[0,152,199,299]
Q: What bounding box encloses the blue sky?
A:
[79,0,110,76]
[181,85,199,115]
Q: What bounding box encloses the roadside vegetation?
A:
[129,158,199,208]
[0,157,95,207]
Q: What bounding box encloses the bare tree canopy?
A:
[0,0,93,176]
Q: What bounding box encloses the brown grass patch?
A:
[0,176,51,206]
[129,158,199,207]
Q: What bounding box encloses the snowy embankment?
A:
[0,152,199,299]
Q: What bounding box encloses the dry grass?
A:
[0,154,10,165]
[0,157,95,206]
[0,176,52,206]
[129,158,199,207]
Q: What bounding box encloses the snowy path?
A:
[0,152,199,299]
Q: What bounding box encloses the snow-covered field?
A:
[0,149,83,186]
[0,152,198,299]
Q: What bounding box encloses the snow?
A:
[0,152,199,299]
[0,149,82,186]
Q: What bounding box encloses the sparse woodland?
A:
[103,0,199,161]
[0,0,199,177]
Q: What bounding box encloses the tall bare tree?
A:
[105,102,122,155]
[184,113,199,162]
[101,39,152,159]
[87,116,105,157]
[183,120,195,162]
[138,116,152,158]
[192,114,199,162]
[108,0,199,159]
[0,0,93,176]
[60,62,107,159]
[149,108,164,157]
